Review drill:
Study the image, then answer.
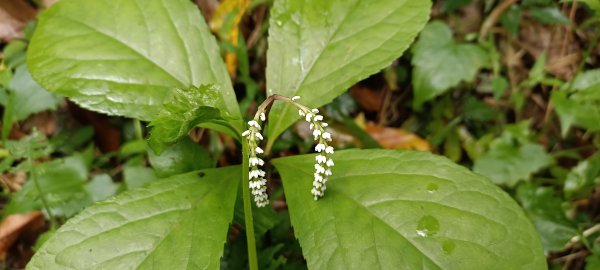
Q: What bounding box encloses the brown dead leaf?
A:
[209,0,250,77]
[350,84,385,112]
[9,111,57,140]
[0,0,37,42]
[42,0,58,7]
[195,0,220,21]
[365,123,431,151]
[0,212,45,260]
[520,17,580,79]
[68,101,121,153]
[0,172,25,192]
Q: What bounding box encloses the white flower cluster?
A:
[297,98,334,200]
[242,113,269,207]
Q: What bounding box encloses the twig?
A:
[569,223,600,244]
[479,0,519,42]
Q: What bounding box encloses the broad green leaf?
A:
[501,5,522,36]
[265,0,431,144]
[232,185,279,236]
[552,70,600,134]
[148,85,238,154]
[530,7,571,25]
[27,0,241,126]
[9,65,61,121]
[516,183,577,252]
[412,21,489,109]
[123,165,157,190]
[5,154,92,218]
[86,174,120,202]
[563,0,600,15]
[570,69,600,91]
[51,126,95,155]
[3,40,27,69]
[526,52,548,87]
[523,0,553,5]
[273,149,546,269]
[119,140,148,158]
[587,254,600,270]
[564,153,600,199]
[27,167,240,270]
[473,132,551,187]
[6,130,53,160]
[148,136,214,178]
[442,0,471,12]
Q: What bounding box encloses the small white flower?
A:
[242,130,250,137]
[309,123,314,130]
[305,113,313,122]
[314,173,323,181]
[260,113,266,121]
[258,158,264,166]
[325,169,332,176]
[315,144,326,152]
[255,133,263,140]
[248,120,258,127]
[322,132,331,140]
[299,110,306,116]
[325,146,334,154]
[326,159,334,167]
[312,109,319,113]
[316,155,327,163]
[255,147,264,154]
[313,130,321,139]
[322,123,329,127]
[315,164,325,173]
[314,115,323,121]
[292,96,301,101]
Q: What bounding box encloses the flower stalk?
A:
[242,95,334,206]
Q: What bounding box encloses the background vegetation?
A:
[0,0,599,269]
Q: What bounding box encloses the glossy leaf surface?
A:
[27,167,240,270]
[9,65,61,121]
[552,69,600,134]
[27,0,241,125]
[147,85,238,154]
[265,0,431,143]
[273,149,546,269]
[411,21,489,109]
[148,136,214,178]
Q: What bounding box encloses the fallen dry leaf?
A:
[0,212,44,260]
[42,0,58,7]
[0,0,37,42]
[0,172,26,192]
[365,123,432,151]
[350,84,385,112]
[209,0,250,77]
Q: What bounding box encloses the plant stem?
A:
[28,155,57,229]
[0,148,9,158]
[133,119,143,141]
[241,139,259,270]
[259,95,309,154]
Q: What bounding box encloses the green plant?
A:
[22,0,546,269]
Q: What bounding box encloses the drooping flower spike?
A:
[297,106,334,200]
[242,95,334,207]
[242,116,269,207]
